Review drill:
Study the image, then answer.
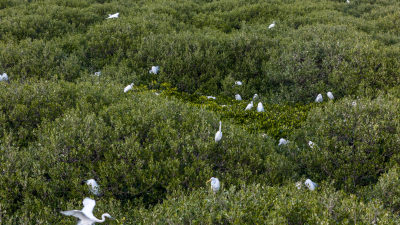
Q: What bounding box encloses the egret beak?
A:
[206,179,211,183]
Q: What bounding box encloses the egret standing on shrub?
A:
[206,177,220,194]
[215,121,222,143]
[107,13,119,19]
[245,101,253,111]
[0,73,8,82]
[257,102,264,112]
[315,94,323,103]
[235,94,242,101]
[268,21,276,29]
[149,66,160,74]
[61,198,113,225]
[304,179,318,191]
[235,81,242,86]
[124,83,134,93]
[327,92,334,100]
[278,138,289,146]
[86,179,100,196]
[253,94,259,100]
[207,96,216,100]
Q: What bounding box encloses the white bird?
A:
[245,101,253,111]
[124,83,134,93]
[94,71,101,76]
[352,101,357,106]
[235,94,242,101]
[268,21,276,29]
[207,96,216,100]
[253,94,259,100]
[235,81,242,86]
[0,73,9,82]
[107,13,119,19]
[304,179,318,191]
[61,198,113,225]
[308,141,316,149]
[346,0,350,3]
[149,66,160,74]
[215,121,222,143]
[257,102,264,112]
[327,92,334,100]
[86,179,100,196]
[154,92,160,96]
[206,177,220,194]
[278,138,289,146]
[315,94,323,103]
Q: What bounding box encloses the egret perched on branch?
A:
[107,13,119,19]
[235,94,242,101]
[124,83,134,93]
[245,101,253,111]
[308,141,316,149]
[315,94,323,103]
[268,21,276,29]
[86,179,100,196]
[235,81,242,86]
[257,102,264,112]
[149,66,159,74]
[304,179,318,191]
[61,198,113,225]
[206,177,220,194]
[207,96,216,100]
[0,73,9,82]
[278,138,289,146]
[94,71,101,76]
[215,121,222,143]
[327,92,334,100]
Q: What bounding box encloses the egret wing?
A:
[61,210,87,221]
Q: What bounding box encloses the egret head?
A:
[103,213,113,219]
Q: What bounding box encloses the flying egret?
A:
[207,96,216,100]
[315,94,323,103]
[268,21,276,29]
[149,66,160,74]
[215,121,222,143]
[278,138,289,146]
[257,102,264,112]
[327,92,334,100]
[235,81,242,86]
[124,83,134,93]
[308,141,316,149]
[206,177,220,194]
[235,94,242,101]
[253,94,259,100]
[86,179,100,196]
[245,101,253,111]
[0,73,9,82]
[94,71,101,76]
[107,13,119,19]
[304,179,318,191]
[61,198,113,225]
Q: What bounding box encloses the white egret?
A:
[235,94,242,101]
[315,94,323,103]
[268,21,276,29]
[86,179,100,196]
[235,81,242,86]
[94,71,101,76]
[245,101,253,111]
[278,138,289,146]
[304,179,318,191]
[155,92,160,96]
[327,92,334,100]
[215,121,222,143]
[149,66,160,74]
[0,73,8,82]
[61,198,113,225]
[107,13,119,19]
[207,96,216,100]
[257,102,264,112]
[308,141,316,149]
[124,83,134,93]
[206,177,220,194]
[346,0,350,3]
[253,94,259,100]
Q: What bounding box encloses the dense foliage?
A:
[1,0,400,224]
